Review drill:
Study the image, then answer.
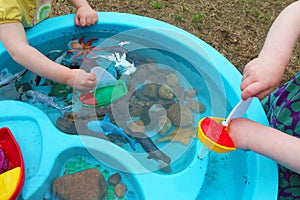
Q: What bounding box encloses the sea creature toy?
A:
[155,126,197,146]
[46,50,67,64]
[95,53,136,75]
[128,131,171,165]
[54,51,68,64]
[67,36,101,61]
[87,113,136,150]
[115,53,137,75]
[29,72,50,88]
[26,90,72,115]
[101,41,129,54]
[0,68,28,88]
[49,83,73,99]
[0,127,25,200]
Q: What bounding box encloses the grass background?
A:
[51,0,300,83]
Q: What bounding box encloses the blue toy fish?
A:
[0,68,28,88]
[87,113,136,150]
[26,90,72,115]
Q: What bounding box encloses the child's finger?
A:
[74,16,80,27]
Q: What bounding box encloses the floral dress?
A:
[0,0,52,28]
[262,71,300,199]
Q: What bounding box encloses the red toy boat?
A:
[0,127,25,200]
[198,117,236,153]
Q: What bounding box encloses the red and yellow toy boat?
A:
[0,127,25,200]
[198,117,236,153]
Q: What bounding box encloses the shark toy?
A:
[26,90,72,115]
[127,130,171,165]
[87,113,137,150]
[0,68,28,88]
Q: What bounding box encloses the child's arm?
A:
[0,22,96,92]
[241,1,300,100]
[229,118,300,173]
[68,0,98,26]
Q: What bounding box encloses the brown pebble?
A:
[186,88,197,97]
[186,98,206,113]
[108,173,121,185]
[128,120,145,133]
[166,73,178,87]
[114,183,127,197]
[52,168,107,200]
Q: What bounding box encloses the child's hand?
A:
[240,56,285,100]
[74,5,98,27]
[67,69,97,92]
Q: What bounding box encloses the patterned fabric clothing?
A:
[0,0,52,28]
[262,71,300,199]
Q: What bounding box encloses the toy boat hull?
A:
[0,127,25,200]
[80,80,128,106]
[198,117,236,153]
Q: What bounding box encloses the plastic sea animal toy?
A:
[87,113,136,150]
[101,41,129,54]
[128,131,171,165]
[26,90,72,115]
[0,68,28,88]
[67,36,101,61]
[95,53,136,76]
[115,53,136,75]
[155,126,197,146]
[198,98,253,153]
[0,127,25,200]
[46,50,67,64]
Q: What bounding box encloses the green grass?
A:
[191,13,204,22]
[173,15,183,21]
[152,1,163,9]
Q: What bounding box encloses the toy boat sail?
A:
[80,67,128,106]
[0,127,25,200]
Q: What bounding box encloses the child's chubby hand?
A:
[75,5,98,27]
[240,56,285,100]
[67,69,97,92]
